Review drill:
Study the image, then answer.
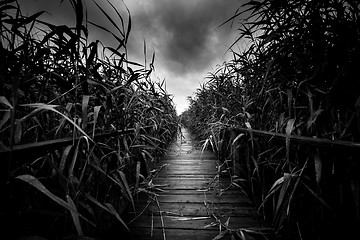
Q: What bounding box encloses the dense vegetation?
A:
[181,0,360,239]
[0,0,178,239]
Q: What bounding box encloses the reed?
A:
[0,0,178,239]
[182,0,360,239]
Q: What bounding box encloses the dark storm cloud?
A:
[19,0,241,76]
[17,0,244,114]
[126,0,242,75]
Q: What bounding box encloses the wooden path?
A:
[127,129,272,240]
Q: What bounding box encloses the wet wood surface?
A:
[127,129,272,240]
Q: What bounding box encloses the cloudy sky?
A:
[19,0,244,114]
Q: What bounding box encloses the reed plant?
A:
[0,0,178,239]
[182,0,360,239]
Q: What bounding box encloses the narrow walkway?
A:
[128,129,271,240]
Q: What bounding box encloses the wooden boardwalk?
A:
[127,129,271,240]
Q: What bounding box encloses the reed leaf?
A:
[68,136,89,178]
[0,96,13,108]
[0,110,11,130]
[66,195,83,236]
[16,174,71,210]
[85,193,129,232]
[314,152,322,185]
[81,95,90,130]
[92,105,102,138]
[105,203,130,232]
[91,0,124,39]
[60,145,73,174]
[119,170,135,212]
[14,121,22,144]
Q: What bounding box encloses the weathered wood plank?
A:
[136,194,253,204]
[132,202,260,217]
[161,156,217,161]
[154,175,215,179]
[153,177,216,183]
[162,152,217,160]
[129,228,220,240]
[155,160,217,166]
[156,165,217,171]
[129,215,267,229]
[147,183,232,190]
[147,188,243,195]
[156,169,217,175]
[150,181,234,190]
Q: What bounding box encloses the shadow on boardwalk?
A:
[126,128,273,240]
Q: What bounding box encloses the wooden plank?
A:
[155,160,217,165]
[155,175,217,179]
[148,184,212,190]
[154,175,216,179]
[157,165,216,169]
[156,165,217,171]
[136,194,253,204]
[129,215,268,229]
[153,178,232,185]
[162,151,217,160]
[148,182,233,190]
[129,227,274,240]
[156,167,217,173]
[154,177,215,182]
[162,156,217,161]
[129,228,220,240]
[133,202,261,217]
[156,171,217,176]
[152,178,215,185]
[146,189,241,195]
[156,169,217,175]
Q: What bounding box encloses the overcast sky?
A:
[19,0,244,114]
